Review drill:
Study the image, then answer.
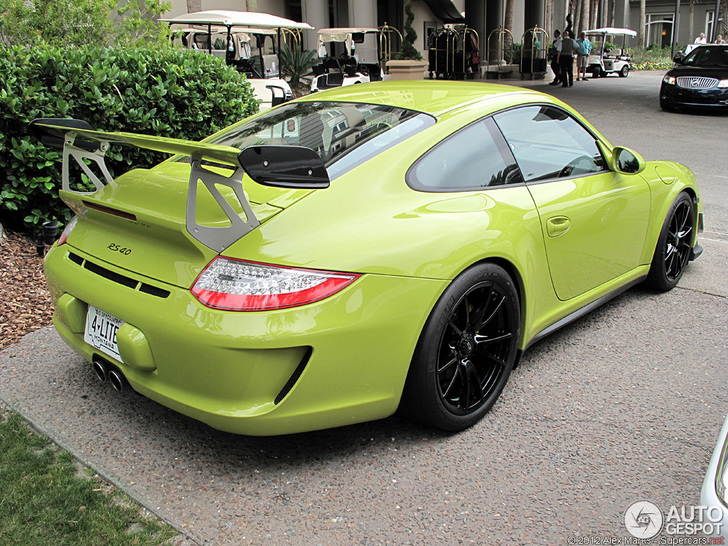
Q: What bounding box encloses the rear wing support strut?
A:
[29,118,330,253]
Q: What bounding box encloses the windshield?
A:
[206,101,435,180]
[684,46,728,67]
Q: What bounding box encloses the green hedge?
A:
[0,44,259,231]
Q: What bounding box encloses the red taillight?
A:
[57,216,78,246]
[191,257,360,311]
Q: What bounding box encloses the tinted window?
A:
[493,106,607,182]
[408,117,523,192]
[684,46,728,67]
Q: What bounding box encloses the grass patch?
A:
[0,409,177,545]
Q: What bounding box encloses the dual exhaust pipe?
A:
[92,358,129,392]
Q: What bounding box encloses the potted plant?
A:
[386,3,428,80]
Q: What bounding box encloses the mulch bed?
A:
[0,230,54,351]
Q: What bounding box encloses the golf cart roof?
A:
[586,27,637,37]
[161,10,313,31]
[318,27,379,36]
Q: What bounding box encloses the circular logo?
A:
[624,500,663,539]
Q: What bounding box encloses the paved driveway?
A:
[1,71,727,544]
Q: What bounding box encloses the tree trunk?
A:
[639,0,646,47]
[505,0,515,31]
[689,0,695,43]
[186,0,202,13]
[610,0,616,28]
[574,0,582,34]
[545,0,552,34]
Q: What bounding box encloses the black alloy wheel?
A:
[402,263,520,431]
[646,192,695,291]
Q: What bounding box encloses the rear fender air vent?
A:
[274,347,313,405]
[67,252,170,298]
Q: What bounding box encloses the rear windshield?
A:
[206,101,435,180]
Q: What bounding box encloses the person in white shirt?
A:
[548,30,562,85]
[695,33,707,44]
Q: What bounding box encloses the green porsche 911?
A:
[34,81,703,435]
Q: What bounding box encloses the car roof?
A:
[298,81,544,118]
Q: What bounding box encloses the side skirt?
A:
[523,275,646,351]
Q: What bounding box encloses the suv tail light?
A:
[191,257,360,311]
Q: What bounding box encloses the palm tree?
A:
[505,0,515,32]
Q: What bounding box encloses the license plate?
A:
[84,306,124,362]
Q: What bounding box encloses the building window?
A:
[706,11,715,42]
[646,13,674,48]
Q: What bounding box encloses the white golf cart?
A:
[162,10,313,109]
[311,26,400,92]
[585,27,636,78]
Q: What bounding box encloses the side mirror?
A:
[613,146,646,174]
[673,54,685,64]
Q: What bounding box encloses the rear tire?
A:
[401,263,520,431]
[645,192,695,291]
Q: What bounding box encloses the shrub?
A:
[396,2,423,60]
[630,46,674,71]
[279,45,319,96]
[0,44,259,231]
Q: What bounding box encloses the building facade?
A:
[166,0,723,59]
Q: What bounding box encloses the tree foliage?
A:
[0,0,172,48]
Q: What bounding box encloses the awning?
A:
[422,0,465,24]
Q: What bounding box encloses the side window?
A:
[407,117,523,192]
[493,106,607,182]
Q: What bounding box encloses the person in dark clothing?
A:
[557,30,575,87]
[548,30,562,85]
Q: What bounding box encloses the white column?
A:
[302,0,329,50]
[348,0,377,28]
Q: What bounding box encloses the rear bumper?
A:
[45,244,447,435]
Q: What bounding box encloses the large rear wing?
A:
[29,118,329,252]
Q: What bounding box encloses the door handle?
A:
[546,216,571,237]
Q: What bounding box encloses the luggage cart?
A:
[485,28,515,79]
[427,26,479,80]
[520,27,548,79]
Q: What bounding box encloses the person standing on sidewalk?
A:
[548,30,562,85]
[575,31,592,81]
[557,30,575,87]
